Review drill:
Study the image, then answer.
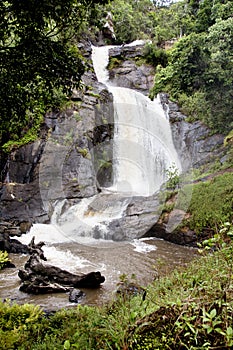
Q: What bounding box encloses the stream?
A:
[0,238,197,309]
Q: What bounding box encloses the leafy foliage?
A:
[151,10,233,133]
[0,0,109,149]
[165,163,180,190]
[0,251,9,270]
[143,42,168,67]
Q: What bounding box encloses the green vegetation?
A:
[165,163,180,190]
[1,0,232,153]
[176,172,233,234]
[1,224,233,349]
[0,0,109,151]
[107,57,124,70]
[0,251,10,270]
[149,1,233,134]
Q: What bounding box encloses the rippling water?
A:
[0,238,197,310]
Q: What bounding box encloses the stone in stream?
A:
[69,289,85,303]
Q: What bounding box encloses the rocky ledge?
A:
[108,42,155,94]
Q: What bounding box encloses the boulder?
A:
[69,289,85,303]
[108,44,155,94]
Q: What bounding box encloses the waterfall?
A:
[21,42,181,245]
[92,44,181,196]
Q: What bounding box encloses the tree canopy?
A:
[148,0,233,134]
[0,0,109,150]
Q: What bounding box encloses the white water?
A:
[18,42,181,248]
[92,44,181,196]
[15,42,182,288]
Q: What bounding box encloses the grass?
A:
[175,172,233,234]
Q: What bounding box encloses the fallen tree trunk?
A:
[18,239,105,295]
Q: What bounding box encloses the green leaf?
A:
[64,340,70,350]
[209,308,217,318]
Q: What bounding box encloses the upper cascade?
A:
[91,43,181,196]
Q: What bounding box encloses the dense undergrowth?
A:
[1,227,233,349]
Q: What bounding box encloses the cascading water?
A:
[92,44,181,196]
[2,42,198,308]
[18,42,182,243]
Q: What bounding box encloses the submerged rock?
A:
[69,289,85,303]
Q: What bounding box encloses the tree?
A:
[150,16,233,134]
[0,0,110,149]
[204,18,233,131]
[151,32,208,97]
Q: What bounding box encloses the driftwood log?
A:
[0,233,46,258]
[18,237,105,295]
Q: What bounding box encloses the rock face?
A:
[107,193,162,241]
[0,41,226,246]
[108,43,155,94]
[0,41,114,224]
[159,93,225,171]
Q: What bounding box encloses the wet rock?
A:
[4,260,16,268]
[109,44,145,59]
[0,221,22,236]
[19,221,32,234]
[145,221,198,247]
[0,233,30,254]
[108,44,154,94]
[159,93,225,171]
[0,181,49,223]
[0,234,46,257]
[107,193,161,241]
[69,289,85,303]
[0,41,114,224]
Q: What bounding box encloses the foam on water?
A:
[131,239,157,253]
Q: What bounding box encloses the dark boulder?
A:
[0,234,47,258]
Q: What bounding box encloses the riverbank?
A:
[1,228,233,349]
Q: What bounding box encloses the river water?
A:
[0,238,197,309]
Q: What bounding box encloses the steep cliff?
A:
[0,42,114,226]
